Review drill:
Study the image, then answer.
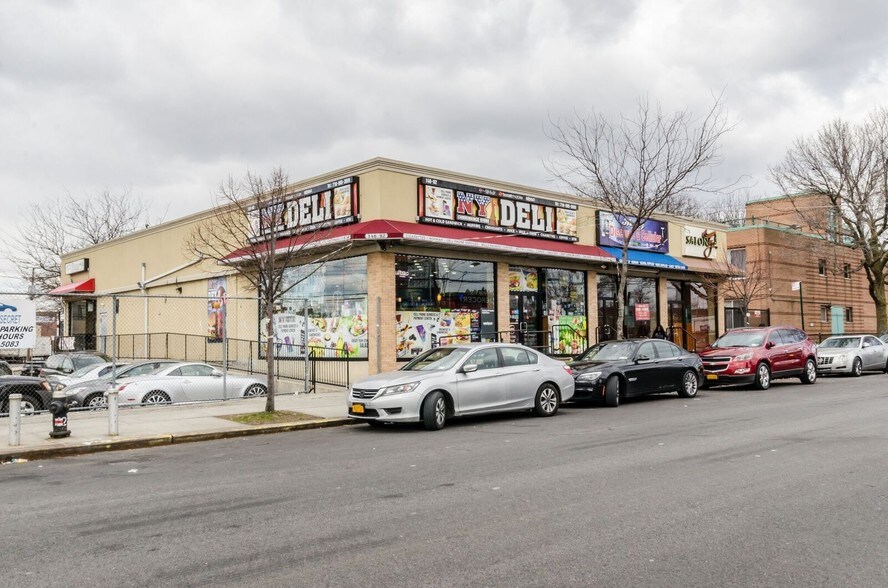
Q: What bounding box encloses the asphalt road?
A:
[2,373,887,587]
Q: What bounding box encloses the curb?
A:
[0,417,353,463]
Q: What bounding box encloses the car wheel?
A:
[421,391,446,431]
[0,395,40,415]
[84,393,107,409]
[883,358,888,374]
[604,376,620,407]
[534,383,560,417]
[754,363,771,390]
[800,359,817,384]
[143,390,171,405]
[851,357,863,377]
[243,384,267,397]
[678,370,699,398]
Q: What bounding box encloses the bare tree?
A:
[185,167,351,412]
[700,250,770,327]
[547,95,732,338]
[4,188,153,293]
[696,190,752,225]
[770,108,888,333]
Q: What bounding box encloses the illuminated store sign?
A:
[683,224,718,259]
[417,177,578,242]
[597,211,669,253]
[249,176,359,242]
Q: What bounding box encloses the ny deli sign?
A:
[417,177,578,242]
[248,177,359,243]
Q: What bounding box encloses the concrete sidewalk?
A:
[1,381,351,462]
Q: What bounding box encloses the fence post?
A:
[107,390,119,436]
[222,299,228,400]
[8,393,21,446]
[111,295,118,388]
[303,302,309,395]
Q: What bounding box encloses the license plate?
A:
[705,374,718,380]
[352,403,365,414]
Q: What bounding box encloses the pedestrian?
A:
[652,324,667,339]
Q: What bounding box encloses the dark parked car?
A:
[37,352,112,378]
[568,339,703,407]
[0,376,54,414]
[64,359,179,408]
[0,360,11,376]
[698,326,818,390]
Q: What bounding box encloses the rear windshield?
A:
[711,331,766,348]
[402,347,468,371]
[820,337,860,348]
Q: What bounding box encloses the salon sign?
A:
[683,224,718,259]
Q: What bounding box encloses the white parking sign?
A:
[0,299,37,349]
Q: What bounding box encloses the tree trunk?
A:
[264,300,276,412]
[871,269,888,335]
[616,248,630,340]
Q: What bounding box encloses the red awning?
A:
[49,278,96,294]
[226,219,615,264]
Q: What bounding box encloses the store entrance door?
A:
[510,293,541,349]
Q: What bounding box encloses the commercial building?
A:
[54,158,731,379]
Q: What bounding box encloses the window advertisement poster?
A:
[272,311,368,358]
[207,277,227,342]
[418,177,578,242]
[0,298,36,349]
[634,303,651,321]
[508,267,539,292]
[396,309,481,358]
[597,211,669,253]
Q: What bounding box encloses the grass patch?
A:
[222,410,318,426]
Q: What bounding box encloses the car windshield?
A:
[577,341,637,361]
[820,337,861,348]
[711,331,766,348]
[71,355,108,370]
[401,347,469,371]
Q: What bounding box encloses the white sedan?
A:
[114,362,268,405]
[48,362,124,390]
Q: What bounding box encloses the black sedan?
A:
[0,376,54,414]
[568,339,703,407]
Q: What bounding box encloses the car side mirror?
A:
[862,342,870,348]
[212,370,223,377]
[636,354,651,362]
[461,363,478,373]
[765,341,775,349]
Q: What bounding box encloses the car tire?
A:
[243,384,267,397]
[604,376,620,407]
[84,393,107,409]
[883,358,888,374]
[753,363,771,390]
[143,390,171,405]
[421,391,446,431]
[800,359,817,384]
[1,394,40,415]
[851,357,863,377]
[678,370,699,398]
[534,383,560,417]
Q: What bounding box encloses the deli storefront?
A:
[257,163,727,375]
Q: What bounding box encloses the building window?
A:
[843,263,851,279]
[278,256,369,358]
[729,248,746,271]
[396,255,495,357]
[845,307,854,323]
[818,259,826,276]
[820,305,830,322]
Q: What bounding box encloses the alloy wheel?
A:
[539,386,558,414]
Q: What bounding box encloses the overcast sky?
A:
[2,0,887,289]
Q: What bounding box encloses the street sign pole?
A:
[792,281,804,328]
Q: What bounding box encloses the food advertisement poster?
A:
[272,312,368,358]
[508,267,539,292]
[418,177,578,242]
[396,309,481,358]
[207,277,227,342]
[597,211,669,253]
[551,315,588,356]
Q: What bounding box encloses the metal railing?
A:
[666,326,699,353]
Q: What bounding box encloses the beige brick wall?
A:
[497,262,512,338]
[367,251,397,374]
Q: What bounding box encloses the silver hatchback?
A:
[348,343,575,430]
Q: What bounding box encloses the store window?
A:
[396,255,495,358]
[543,269,587,355]
[276,256,369,358]
[598,275,658,340]
[668,280,717,350]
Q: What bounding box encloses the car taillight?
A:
[117,384,128,392]
[41,381,51,391]
[562,365,574,376]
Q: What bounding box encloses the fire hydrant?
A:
[48,389,71,439]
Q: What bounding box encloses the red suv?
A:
[698,327,818,389]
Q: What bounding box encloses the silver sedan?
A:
[347,343,575,430]
[113,362,268,405]
[817,335,888,376]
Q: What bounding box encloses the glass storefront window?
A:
[396,255,495,358]
[597,275,658,340]
[275,256,369,358]
[544,269,587,354]
[668,280,717,350]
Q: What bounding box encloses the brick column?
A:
[657,276,668,331]
[586,270,598,344]
[497,262,511,340]
[367,252,396,375]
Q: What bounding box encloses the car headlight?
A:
[576,371,602,382]
[379,382,420,396]
[836,354,847,363]
[732,353,753,362]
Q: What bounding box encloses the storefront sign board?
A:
[0,299,36,349]
[417,177,578,242]
[683,224,718,259]
[597,211,669,253]
[64,258,89,275]
[634,303,651,321]
[248,176,360,243]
